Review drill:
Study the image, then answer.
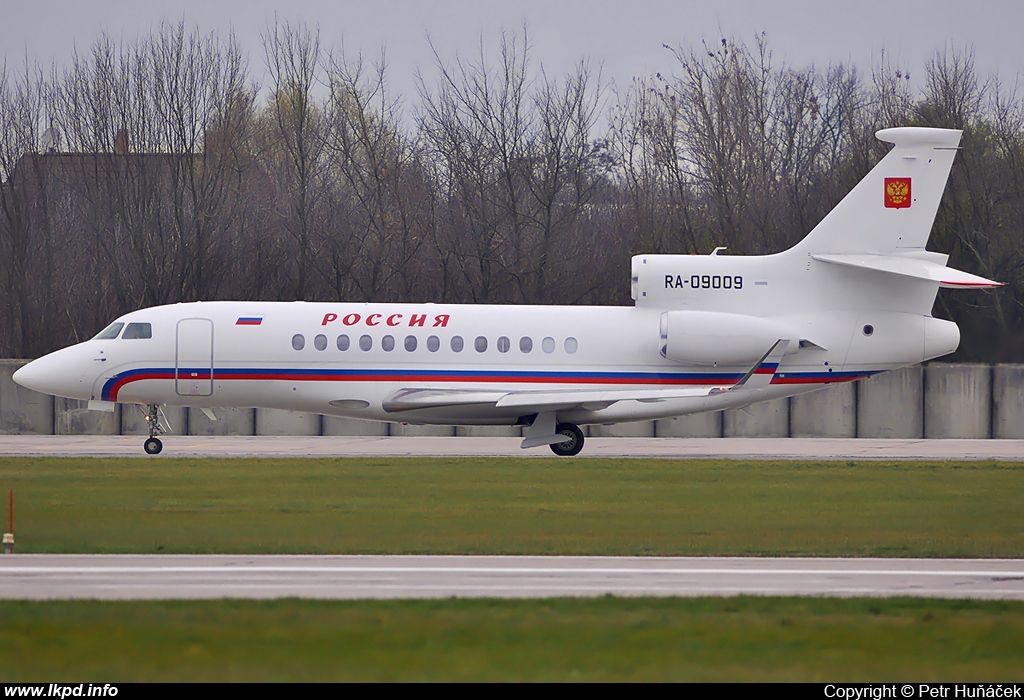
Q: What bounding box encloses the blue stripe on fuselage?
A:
[100,366,877,401]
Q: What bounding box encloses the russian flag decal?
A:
[236,317,263,326]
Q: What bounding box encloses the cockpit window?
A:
[93,322,124,340]
[122,322,152,339]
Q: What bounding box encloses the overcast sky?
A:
[2,0,1022,105]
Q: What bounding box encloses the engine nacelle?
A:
[659,311,798,366]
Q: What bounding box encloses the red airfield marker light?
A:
[3,490,12,554]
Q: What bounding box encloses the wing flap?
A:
[495,386,720,410]
[383,386,723,414]
[382,388,508,412]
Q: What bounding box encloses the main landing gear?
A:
[550,423,584,457]
[142,404,165,455]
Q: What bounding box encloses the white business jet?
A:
[13,127,999,456]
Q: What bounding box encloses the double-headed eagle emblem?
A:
[884,177,912,209]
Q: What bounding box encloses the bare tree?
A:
[418,29,602,303]
[322,49,436,302]
[1,26,1023,362]
[48,34,181,311]
[0,58,55,356]
[262,20,329,300]
[148,23,256,300]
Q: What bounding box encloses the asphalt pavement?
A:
[1,435,1023,459]
[2,554,1021,600]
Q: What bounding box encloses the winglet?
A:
[729,339,790,391]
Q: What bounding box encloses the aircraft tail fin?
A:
[792,127,962,256]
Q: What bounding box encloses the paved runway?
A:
[3,440,1017,601]
[1,435,1024,460]
[1,555,1021,600]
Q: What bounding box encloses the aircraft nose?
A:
[12,360,45,393]
[12,347,93,400]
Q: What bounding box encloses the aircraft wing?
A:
[495,386,724,410]
[382,340,791,415]
[382,388,508,412]
[383,385,722,414]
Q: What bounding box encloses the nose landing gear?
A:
[142,404,165,455]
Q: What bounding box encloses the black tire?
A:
[144,437,163,455]
[549,423,584,457]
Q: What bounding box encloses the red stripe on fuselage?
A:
[103,367,867,401]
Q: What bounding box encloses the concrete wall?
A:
[121,405,188,436]
[656,412,722,438]
[724,398,789,438]
[55,398,120,435]
[0,360,53,434]
[924,363,991,439]
[255,409,321,436]
[322,416,389,436]
[790,383,857,438]
[857,366,924,438]
[993,365,1024,439]
[454,425,523,437]
[3,357,1024,439]
[590,421,655,437]
[389,423,456,437]
[188,407,255,436]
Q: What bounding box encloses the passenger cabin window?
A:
[292,334,305,351]
[542,336,556,353]
[94,322,124,340]
[382,335,395,352]
[427,335,440,352]
[314,334,328,351]
[404,335,417,352]
[122,323,152,340]
[337,334,350,351]
[564,337,578,354]
[475,336,488,353]
[451,336,464,352]
[497,336,510,353]
[519,336,532,353]
[359,335,372,351]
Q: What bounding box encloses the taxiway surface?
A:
[1,555,1022,600]
[3,438,1018,601]
[1,436,1023,460]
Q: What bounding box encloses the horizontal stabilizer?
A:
[811,254,1001,289]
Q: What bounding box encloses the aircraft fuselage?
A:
[15,298,941,428]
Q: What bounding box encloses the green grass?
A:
[2,597,1023,681]
[2,456,1022,681]
[1,457,1022,556]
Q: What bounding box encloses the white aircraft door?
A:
[176,318,214,396]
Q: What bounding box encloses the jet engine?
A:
[659,311,798,366]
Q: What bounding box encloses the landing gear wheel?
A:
[141,404,167,455]
[549,423,584,457]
